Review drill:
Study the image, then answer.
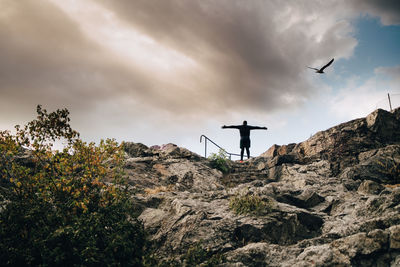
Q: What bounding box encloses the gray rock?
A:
[121,107,400,265]
[263,108,400,176]
[122,142,151,157]
[389,225,400,249]
[392,255,400,266]
[138,208,169,234]
[340,144,400,184]
[358,180,385,195]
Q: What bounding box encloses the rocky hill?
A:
[123,108,400,266]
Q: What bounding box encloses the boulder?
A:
[260,143,296,158]
[340,144,400,184]
[122,142,151,157]
[121,108,400,265]
[138,208,169,234]
[263,107,400,175]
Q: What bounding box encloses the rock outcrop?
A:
[123,108,400,266]
[261,108,400,176]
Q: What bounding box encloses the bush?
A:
[143,242,225,267]
[181,242,225,267]
[0,105,145,266]
[229,190,274,216]
[208,149,230,174]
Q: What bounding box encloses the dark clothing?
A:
[225,125,264,149]
[240,137,250,149]
[222,123,267,161]
[238,125,254,148]
[238,126,251,139]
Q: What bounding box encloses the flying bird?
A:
[307,58,334,73]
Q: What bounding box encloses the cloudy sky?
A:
[1,0,400,158]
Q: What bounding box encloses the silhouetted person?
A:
[222,121,268,161]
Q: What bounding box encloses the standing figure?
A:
[222,121,268,161]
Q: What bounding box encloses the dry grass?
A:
[229,190,275,216]
[144,185,174,195]
[383,184,400,189]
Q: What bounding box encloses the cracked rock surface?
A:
[123,108,400,266]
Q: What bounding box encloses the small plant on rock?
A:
[229,189,274,216]
[208,149,230,174]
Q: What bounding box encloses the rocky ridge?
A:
[124,108,400,266]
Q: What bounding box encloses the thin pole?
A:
[205,140,207,158]
[388,93,393,112]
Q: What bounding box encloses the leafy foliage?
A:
[229,189,274,216]
[208,149,230,174]
[181,242,225,267]
[0,105,145,266]
[143,242,225,267]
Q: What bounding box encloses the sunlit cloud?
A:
[49,0,197,75]
[330,69,397,119]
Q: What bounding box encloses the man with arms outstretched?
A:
[222,121,268,161]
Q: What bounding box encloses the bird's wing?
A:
[320,58,334,71]
[307,66,319,71]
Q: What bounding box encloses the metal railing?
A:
[200,135,241,159]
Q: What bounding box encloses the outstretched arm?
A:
[222,125,241,129]
[249,126,268,130]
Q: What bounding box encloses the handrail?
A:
[200,134,241,160]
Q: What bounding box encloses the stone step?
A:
[221,173,270,187]
[229,172,268,178]
[230,170,267,175]
[230,174,267,180]
[228,171,269,178]
[230,165,260,169]
[225,161,270,186]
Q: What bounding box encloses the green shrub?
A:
[180,242,225,267]
[143,242,225,267]
[0,105,145,266]
[208,149,230,174]
[229,190,274,216]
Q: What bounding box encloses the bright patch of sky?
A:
[249,15,400,157]
[330,16,400,88]
[313,16,400,126]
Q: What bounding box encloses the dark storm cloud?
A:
[354,0,400,25]
[95,0,357,113]
[97,1,292,107]
[0,0,98,105]
[1,0,399,128]
[0,0,159,118]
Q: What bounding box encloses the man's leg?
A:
[246,147,250,159]
[240,148,244,161]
